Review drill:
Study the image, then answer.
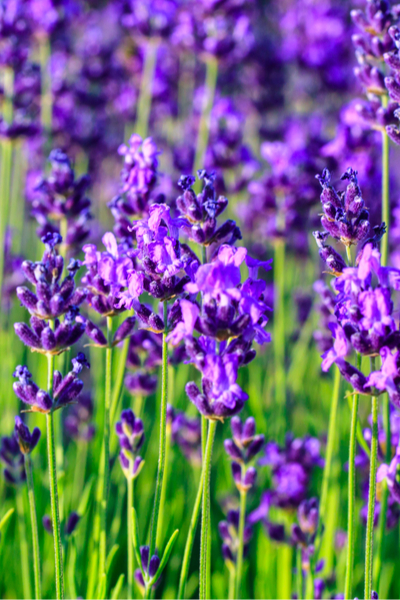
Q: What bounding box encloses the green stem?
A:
[199,420,217,600]
[374,393,390,594]
[0,138,13,296]
[110,336,131,426]
[67,538,78,600]
[319,367,341,527]
[235,487,247,599]
[46,410,64,599]
[16,488,32,600]
[345,245,352,266]
[273,240,286,441]
[46,341,64,599]
[149,301,169,558]
[305,569,314,600]
[25,455,42,599]
[364,364,379,600]
[193,55,218,172]
[296,548,303,600]
[99,317,113,581]
[345,385,360,600]
[135,40,159,139]
[228,565,236,600]
[38,34,52,135]
[178,468,204,599]
[127,476,134,600]
[156,426,171,550]
[380,115,390,268]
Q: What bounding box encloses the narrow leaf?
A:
[0,508,14,532]
[77,475,95,517]
[96,573,107,600]
[149,529,179,586]
[111,574,125,600]
[106,544,119,574]
[131,508,145,577]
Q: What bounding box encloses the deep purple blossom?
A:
[167,405,202,467]
[14,416,41,455]
[115,409,145,480]
[0,431,26,486]
[219,509,253,565]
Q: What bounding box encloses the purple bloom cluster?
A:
[14,416,41,455]
[64,393,95,443]
[219,509,253,565]
[291,498,319,570]
[167,405,202,467]
[224,416,264,492]
[30,150,92,252]
[13,353,90,414]
[14,233,86,355]
[134,546,161,592]
[0,430,25,486]
[319,243,400,402]
[115,409,145,480]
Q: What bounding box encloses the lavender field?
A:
[2,1,400,599]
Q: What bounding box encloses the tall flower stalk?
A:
[199,419,217,600]
[149,301,169,558]
[194,55,219,171]
[273,240,286,440]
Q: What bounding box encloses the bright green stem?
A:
[178,469,204,599]
[364,375,379,600]
[149,301,169,558]
[99,317,113,581]
[235,487,247,599]
[345,386,360,600]
[39,34,52,134]
[156,426,172,550]
[16,489,32,600]
[380,128,390,268]
[374,393,391,593]
[305,569,314,600]
[25,455,42,599]
[110,336,130,426]
[273,240,286,440]
[46,340,64,600]
[199,420,217,600]
[320,367,341,526]
[127,477,134,600]
[228,565,236,600]
[194,55,218,172]
[345,245,352,266]
[135,40,159,139]
[0,138,13,296]
[46,410,64,599]
[67,538,78,600]
[296,549,303,600]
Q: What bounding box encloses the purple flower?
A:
[0,432,25,486]
[30,150,92,252]
[167,405,202,467]
[377,446,400,504]
[219,508,253,565]
[64,393,95,443]
[65,512,80,536]
[13,366,53,413]
[224,416,264,491]
[14,416,41,455]
[134,545,161,592]
[115,409,145,480]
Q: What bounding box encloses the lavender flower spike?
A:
[115,409,145,480]
[14,417,41,454]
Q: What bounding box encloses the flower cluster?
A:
[64,393,95,443]
[291,498,319,570]
[224,416,264,492]
[115,409,145,480]
[167,405,202,467]
[219,509,253,566]
[30,150,92,253]
[13,354,90,414]
[15,233,86,355]
[0,431,25,486]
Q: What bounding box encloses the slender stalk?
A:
[374,393,390,594]
[38,34,52,135]
[193,55,218,171]
[127,476,134,600]
[178,468,204,599]
[228,565,236,600]
[364,359,379,600]
[296,548,303,600]
[149,301,169,558]
[67,538,78,600]
[305,569,314,600]
[99,317,113,580]
[235,486,247,599]
[0,67,14,295]
[110,336,131,426]
[319,367,341,525]
[380,112,390,268]
[273,240,286,441]
[135,40,159,139]
[199,419,218,600]
[25,455,42,599]
[16,489,32,600]
[156,425,172,550]
[46,338,64,599]
[345,386,360,600]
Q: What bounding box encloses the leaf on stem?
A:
[148,529,179,586]
[0,508,14,532]
[111,574,125,600]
